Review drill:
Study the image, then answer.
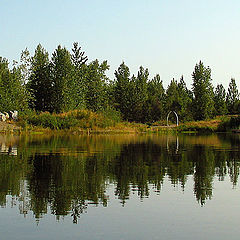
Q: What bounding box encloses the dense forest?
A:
[0,42,239,123]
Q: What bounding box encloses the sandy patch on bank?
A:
[0,121,20,131]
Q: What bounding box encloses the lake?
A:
[0,133,240,240]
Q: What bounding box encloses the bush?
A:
[19,109,121,130]
[217,116,240,132]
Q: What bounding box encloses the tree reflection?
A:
[0,134,239,222]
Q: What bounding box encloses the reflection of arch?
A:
[167,111,179,126]
[167,135,179,153]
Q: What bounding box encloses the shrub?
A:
[217,116,240,132]
[19,109,121,130]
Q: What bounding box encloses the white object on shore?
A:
[4,112,9,119]
[9,110,18,120]
[0,113,6,122]
[12,111,18,120]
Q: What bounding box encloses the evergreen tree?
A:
[28,44,52,111]
[226,78,239,114]
[19,48,31,85]
[71,42,88,109]
[165,78,180,113]
[147,74,165,122]
[192,61,215,120]
[114,62,132,119]
[71,42,88,67]
[0,57,29,112]
[85,60,109,111]
[133,66,149,122]
[214,84,227,115]
[177,76,193,121]
[51,45,73,113]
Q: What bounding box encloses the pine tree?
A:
[85,60,109,111]
[0,57,29,112]
[192,61,214,120]
[226,78,239,114]
[114,62,132,119]
[71,42,88,109]
[165,78,180,113]
[28,44,52,111]
[71,42,88,68]
[214,84,227,115]
[134,66,149,122]
[51,45,73,113]
[177,76,193,121]
[147,74,165,121]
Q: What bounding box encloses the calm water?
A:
[0,133,240,240]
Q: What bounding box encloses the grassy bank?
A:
[17,110,149,134]
[2,111,240,134]
[176,116,240,133]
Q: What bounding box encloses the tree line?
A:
[0,42,239,123]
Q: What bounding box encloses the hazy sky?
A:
[1,0,240,89]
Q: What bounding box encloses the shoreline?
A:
[0,120,238,135]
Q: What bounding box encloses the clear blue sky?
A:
[1,0,240,89]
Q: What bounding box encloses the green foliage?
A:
[114,62,132,120]
[226,78,239,114]
[165,78,179,112]
[85,60,110,112]
[192,61,215,120]
[0,57,30,112]
[177,76,193,121]
[133,66,149,122]
[70,42,88,109]
[51,45,74,113]
[165,76,193,122]
[147,74,165,122]
[1,44,240,125]
[100,107,122,123]
[217,116,240,132]
[114,64,149,122]
[177,124,215,133]
[214,84,227,115]
[28,44,52,111]
[23,110,120,130]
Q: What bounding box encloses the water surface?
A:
[0,133,240,240]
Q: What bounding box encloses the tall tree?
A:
[19,48,31,85]
[71,42,88,109]
[177,76,193,121]
[214,84,227,115]
[133,66,149,122]
[192,61,215,120]
[28,44,52,111]
[114,62,132,119]
[0,57,29,112]
[165,78,180,113]
[226,78,239,114]
[147,74,165,122]
[85,60,110,112]
[51,45,73,113]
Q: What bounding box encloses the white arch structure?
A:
[166,111,179,126]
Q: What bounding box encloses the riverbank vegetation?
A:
[0,42,239,132]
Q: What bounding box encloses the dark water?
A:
[0,133,240,240]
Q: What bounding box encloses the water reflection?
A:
[0,133,239,223]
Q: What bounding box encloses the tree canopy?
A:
[0,44,239,122]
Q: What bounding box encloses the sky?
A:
[1,0,240,89]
